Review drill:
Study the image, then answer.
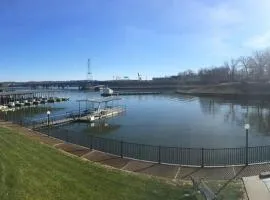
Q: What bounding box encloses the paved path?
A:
[243,176,270,200]
[1,121,270,182]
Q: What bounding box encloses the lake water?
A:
[4,90,270,148]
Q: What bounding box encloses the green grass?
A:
[0,127,197,200]
[204,180,244,200]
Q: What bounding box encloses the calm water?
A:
[5,90,270,148]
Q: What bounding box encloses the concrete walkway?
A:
[2,121,270,182]
[243,176,270,200]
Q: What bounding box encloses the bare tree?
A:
[224,59,239,81]
[238,56,251,79]
[250,51,266,80]
[174,47,270,84]
[263,49,270,77]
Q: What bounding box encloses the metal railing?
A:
[1,113,270,167]
[49,129,270,167]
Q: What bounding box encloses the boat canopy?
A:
[0,90,62,96]
[77,96,121,103]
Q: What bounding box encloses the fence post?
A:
[5,112,7,121]
[66,130,69,143]
[47,126,50,137]
[245,129,249,166]
[90,135,93,150]
[201,148,204,168]
[120,140,123,158]
[158,145,161,164]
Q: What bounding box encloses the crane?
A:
[138,73,142,81]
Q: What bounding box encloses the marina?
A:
[2,90,270,149]
[31,96,125,129]
[0,90,69,112]
[2,90,270,167]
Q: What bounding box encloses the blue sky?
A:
[1,0,270,81]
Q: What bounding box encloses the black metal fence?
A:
[0,109,91,128]
[1,113,270,167]
[48,128,270,167]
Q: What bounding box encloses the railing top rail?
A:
[29,109,88,122]
[3,118,270,167]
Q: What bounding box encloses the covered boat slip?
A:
[76,96,125,122]
[30,96,126,129]
[0,90,69,112]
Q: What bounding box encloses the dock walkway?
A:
[33,117,76,129]
[117,91,160,95]
[32,107,125,130]
[101,91,160,97]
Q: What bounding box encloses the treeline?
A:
[174,48,270,84]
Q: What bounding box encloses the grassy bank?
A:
[177,82,270,97]
[0,127,197,200]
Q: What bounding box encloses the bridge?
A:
[6,80,104,90]
[5,79,181,90]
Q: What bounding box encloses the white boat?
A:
[0,105,8,111]
[101,87,114,97]
[8,102,15,108]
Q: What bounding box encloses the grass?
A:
[204,180,244,200]
[0,127,197,200]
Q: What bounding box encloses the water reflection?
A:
[0,105,61,121]
[198,97,270,135]
[3,90,270,147]
[84,121,121,135]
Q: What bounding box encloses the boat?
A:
[33,99,40,105]
[25,99,34,106]
[47,97,55,103]
[23,100,30,106]
[101,87,114,97]
[40,98,48,104]
[15,101,23,107]
[8,102,15,108]
[0,105,8,111]
[61,97,69,101]
[56,98,62,102]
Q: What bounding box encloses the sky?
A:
[1,0,270,81]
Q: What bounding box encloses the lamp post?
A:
[47,110,51,137]
[245,123,250,166]
[47,110,51,126]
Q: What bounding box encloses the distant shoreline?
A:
[175,82,270,98]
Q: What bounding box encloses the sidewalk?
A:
[243,176,270,200]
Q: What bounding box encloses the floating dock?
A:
[78,107,125,122]
[32,96,125,129]
[33,107,125,129]
[0,90,69,112]
[101,91,160,96]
